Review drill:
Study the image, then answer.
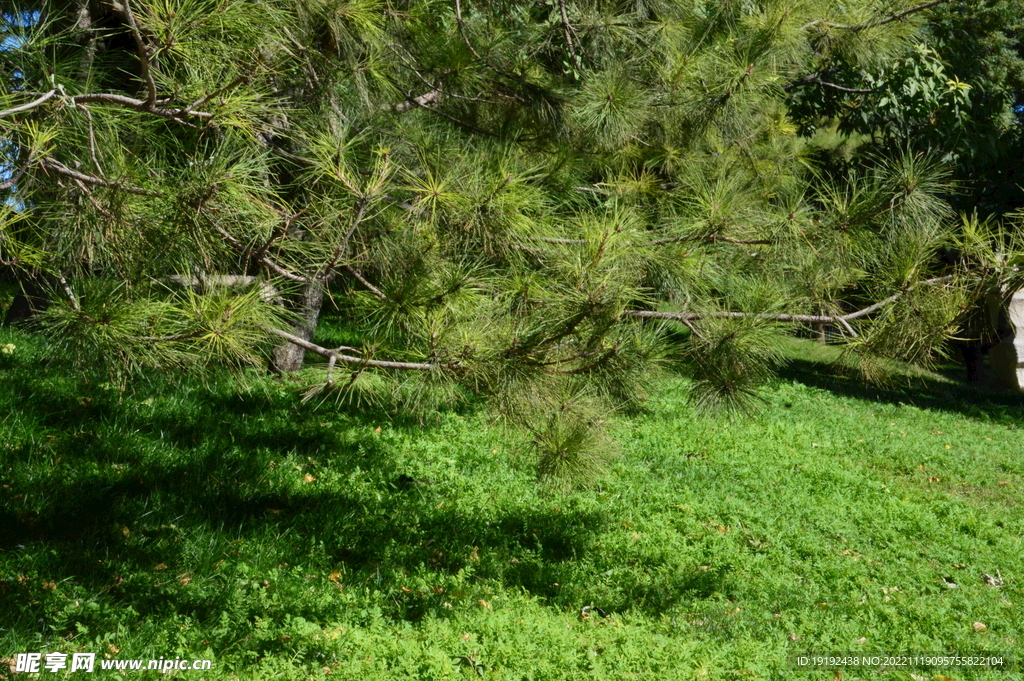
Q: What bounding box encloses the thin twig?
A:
[322,197,368,279]
[75,103,105,178]
[177,75,248,117]
[454,0,487,63]
[340,264,390,301]
[803,0,952,31]
[648,234,773,246]
[140,330,205,342]
[393,89,443,113]
[626,275,957,333]
[71,177,116,219]
[40,158,162,196]
[208,218,312,284]
[816,80,873,94]
[0,89,56,118]
[784,73,872,94]
[122,0,158,108]
[558,0,578,62]
[0,162,29,191]
[842,275,954,320]
[266,326,442,371]
[56,275,82,313]
[73,92,213,121]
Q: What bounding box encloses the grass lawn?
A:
[1,325,1022,680]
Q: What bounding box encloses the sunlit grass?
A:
[1,326,1021,680]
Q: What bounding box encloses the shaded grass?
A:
[1,328,1022,680]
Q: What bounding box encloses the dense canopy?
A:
[3,0,1023,479]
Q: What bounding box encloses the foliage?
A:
[2,0,1023,484]
[789,0,1024,215]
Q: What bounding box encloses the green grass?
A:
[1,326,1022,680]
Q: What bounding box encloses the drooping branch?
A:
[625,275,958,337]
[783,73,872,94]
[266,326,442,371]
[512,233,772,247]
[40,158,163,196]
[803,0,953,32]
[0,89,56,118]
[627,309,858,337]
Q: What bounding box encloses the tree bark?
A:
[269,279,324,373]
[2,277,50,326]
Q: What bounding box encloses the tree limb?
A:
[266,326,441,371]
[122,0,158,108]
[40,158,163,196]
[177,75,248,117]
[625,275,957,335]
[512,233,772,246]
[393,89,443,113]
[0,89,56,118]
[558,0,578,62]
[208,218,312,284]
[803,0,953,32]
[339,264,390,301]
[841,275,953,319]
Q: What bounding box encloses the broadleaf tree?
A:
[2,0,1020,483]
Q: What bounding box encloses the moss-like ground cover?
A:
[1,326,1021,680]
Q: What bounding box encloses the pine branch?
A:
[647,234,773,246]
[0,162,29,191]
[803,0,954,31]
[5,84,231,123]
[627,309,859,338]
[207,217,312,284]
[121,0,158,108]
[75,103,106,179]
[322,197,368,279]
[339,264,391,301]
[626,275,958,336]
[393,90,443,113]
[266,326,443,371]
[40,158,163,196]
[842,276,954,319]
[0,89,56,118]
[511,233,772,246]
[72,93,213,121]
[177,76,248,117]
[558,0,578,62]
[784,73,872,94]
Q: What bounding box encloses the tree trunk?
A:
[2,277,50,326]
[269,280,324,373]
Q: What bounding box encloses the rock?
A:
[989,289,1024,392]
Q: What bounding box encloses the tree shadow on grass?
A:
[776,356,1024,426]
[0,373,622,635]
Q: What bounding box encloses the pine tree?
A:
[2,0,1019,483]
